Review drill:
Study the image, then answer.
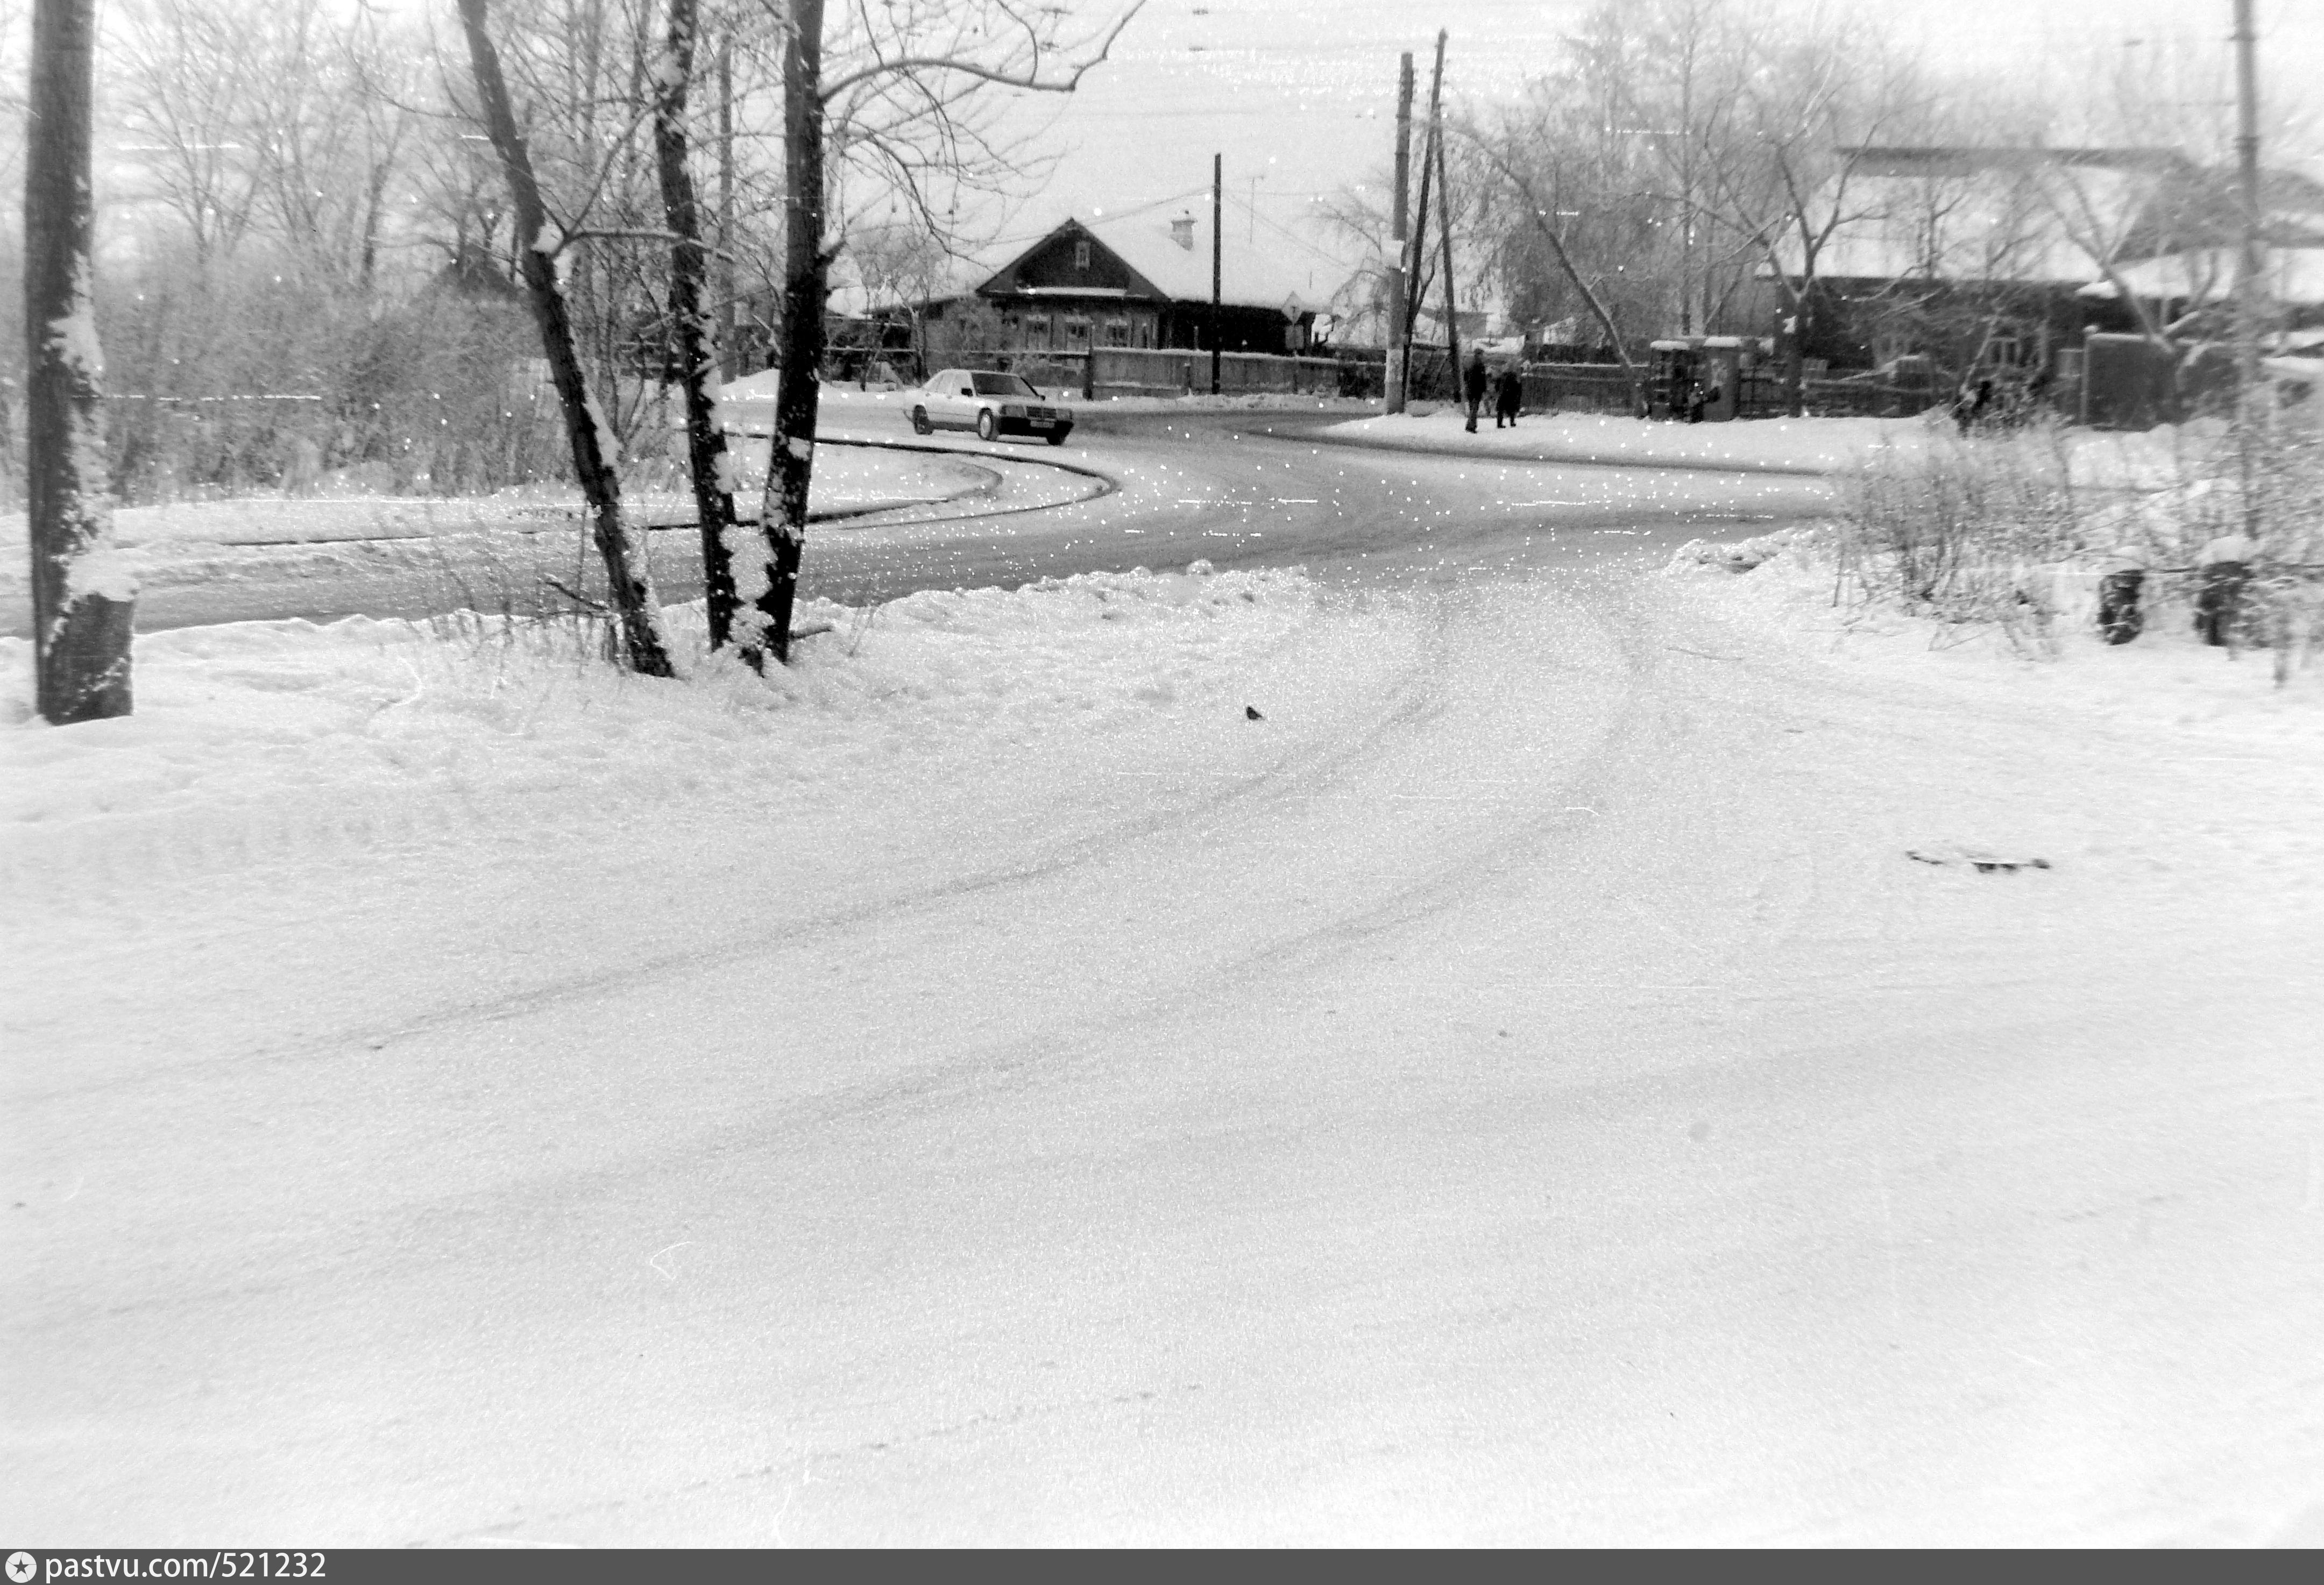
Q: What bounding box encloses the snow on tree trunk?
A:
[26,0,133,723]
[457,0,675,679]
[652,0,741,652]
[747,0,826,668]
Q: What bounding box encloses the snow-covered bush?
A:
[1836,422,2082,645]
[1837,413,2323,673]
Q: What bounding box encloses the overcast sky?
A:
[936,0,2323,293]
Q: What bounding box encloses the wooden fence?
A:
[922,346,1352,400]
[884,344,1948,420]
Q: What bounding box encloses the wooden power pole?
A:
[1211,152,1223,395]
[1402,67,1436,396]
[1384,52,1413,414]
[2232,0,2264,540]
[1432,31,1459,390]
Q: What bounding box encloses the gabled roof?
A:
[974,212,1320,315]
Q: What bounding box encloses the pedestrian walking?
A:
[2194,531,2259,647]
[1462,346,1488,433]
[1494,364,1522,428]
[2095,545,2149,645]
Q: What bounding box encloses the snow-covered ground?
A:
[1320,403,2324,492]
[1322,406,1929,474]
[0,444,998,621]
[6,433,2321,1541]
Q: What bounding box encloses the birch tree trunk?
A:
[26,0,133,722]
[652,0,740,650]
[458,0,675,677]
[747,0,825,667]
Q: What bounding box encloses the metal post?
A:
[1384,53,1413,413]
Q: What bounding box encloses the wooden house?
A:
[908,211,1320,363]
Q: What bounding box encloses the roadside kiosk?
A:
[1648,339,1697,420]
[1649,336,1745,422]
[1697,337,1742,422]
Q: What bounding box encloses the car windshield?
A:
[972,373,1040,397]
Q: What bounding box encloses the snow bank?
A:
[0,566,1422,941]
[1320,407,1934,474]
[1664,525,2324,744]
[0,447,996,614]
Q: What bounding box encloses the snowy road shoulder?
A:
[1,564,1443,1093]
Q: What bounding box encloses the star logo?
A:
[6,1552,38,1585]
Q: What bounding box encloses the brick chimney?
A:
[1171,212,1195,251]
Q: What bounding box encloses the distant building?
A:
[902,211,1321,362]
[1757,146,2324,376]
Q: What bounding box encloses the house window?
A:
[1103,318,1130,347]
[1074,240,1092,270]
[1065,316,1091,346]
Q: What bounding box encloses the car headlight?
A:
[1001,404,1025,417]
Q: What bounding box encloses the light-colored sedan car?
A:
[908,369,1075,445]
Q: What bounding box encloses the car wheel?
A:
[1046,430,1068,446]
[976,409,997,442]
[911,406,931,435]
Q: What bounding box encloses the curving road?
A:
[21,411,1839,636]
[793,410,1834,605]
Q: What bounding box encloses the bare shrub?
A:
[1837,421,2082,652]
[1839,409,2324,676]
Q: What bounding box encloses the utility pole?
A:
[1211,151,1224,395]
[1402,65,1437,396]
[1432,31,1459,393]
[1404,31,1449,401]
[2232,0,2264,540]
[1384,52,1413,414]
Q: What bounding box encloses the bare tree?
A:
[1690,16,1930,413]
[1306,178,1408,348]
[110,0,265,271]
[845,218,950,372]
[459,0,675,676]
[26,0,131,719]
[651,0,741,648]
[1459,112,1649,413]
[738,0,1146,666]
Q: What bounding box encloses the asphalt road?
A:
[45,411,1841,635]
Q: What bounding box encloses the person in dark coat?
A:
[1462,347,1489,432]
[2194,531,2259,647]
[1494,365,1523,428]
